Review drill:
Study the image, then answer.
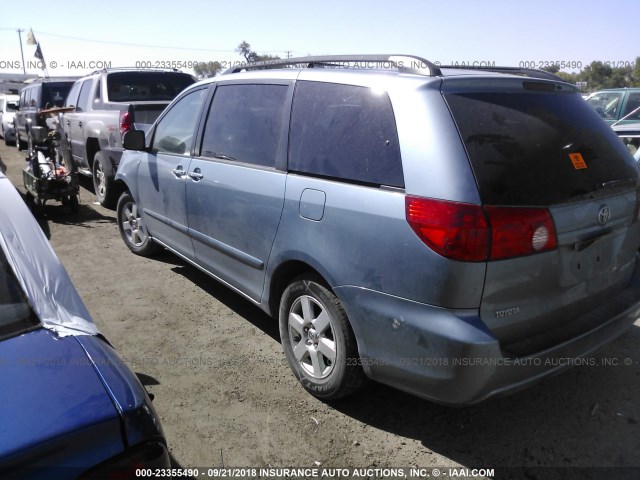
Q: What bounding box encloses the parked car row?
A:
[6,69,196,206]
[0,94,19,146]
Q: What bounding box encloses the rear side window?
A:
[64,81,82,108]
[289,81,403,188]
[201,84,288,168]
[107,72,195,102]
[76,80,93,112]
[445,90,638,206]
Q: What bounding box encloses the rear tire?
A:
[117,191,162,256]
[93,152,117,208]
[279,274,366,400]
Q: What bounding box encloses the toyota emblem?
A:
[597,206,611,225]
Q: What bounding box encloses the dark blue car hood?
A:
[0,329,124,475]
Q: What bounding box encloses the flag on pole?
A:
[34,43,45,66]
[26,28,37,46]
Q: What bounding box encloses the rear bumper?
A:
[336,258,640,405]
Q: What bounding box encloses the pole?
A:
[17,29,26,74]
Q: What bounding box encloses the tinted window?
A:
[0,247,40,340]
[153,88,207,155]
[289,81,403,187]
[107,72,195,102]
[445,91,638,206]
[41,83,72,108]
[201,84,288,167]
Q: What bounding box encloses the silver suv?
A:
[115,55,640,405]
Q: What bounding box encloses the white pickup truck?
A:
[61,69,196,207]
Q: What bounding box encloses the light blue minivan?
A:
[115,55,640,405]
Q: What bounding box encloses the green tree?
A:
[236,41,281,63]
[193,61,222,79]
[237,41,253,62]
[632,56,640,87]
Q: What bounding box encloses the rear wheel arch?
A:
[267,260,328,318]
[85,137,100,168]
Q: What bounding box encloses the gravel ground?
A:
[1,141,639,479]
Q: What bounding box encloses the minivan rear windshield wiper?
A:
[598,178,637,191]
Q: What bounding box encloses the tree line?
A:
[544,57,640,91]
[194,46,640,92]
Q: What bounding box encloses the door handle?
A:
[66,120,70,126]
[78,121,83,127]
[172,165,186,178]
[188,168,204,181]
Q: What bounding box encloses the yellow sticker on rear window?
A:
[569,153,587,169]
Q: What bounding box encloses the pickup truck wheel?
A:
[279,275,366,400]
[93,152,117,208]
[117,191,162,256]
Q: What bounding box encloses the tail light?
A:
[79,440,169,479]
[119,111,133,138]
[406,196,557,262]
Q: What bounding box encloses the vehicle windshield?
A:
[0,247,40,340]
[6,101,18,112]
[445,89,639,206]
[107,72,196,102]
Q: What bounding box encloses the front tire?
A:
[117,191,162,256]
[93,152,117,208]
[279,275,366,400]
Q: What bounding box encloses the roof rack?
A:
[438,65,567,82]
[88,67,182,75]
[223,55,443,77]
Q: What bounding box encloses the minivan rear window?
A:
[445,90,638,206]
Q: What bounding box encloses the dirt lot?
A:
[1,141,639,479]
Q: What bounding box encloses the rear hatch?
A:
[443,78,640,356]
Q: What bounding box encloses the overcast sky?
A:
[0,0,638,76]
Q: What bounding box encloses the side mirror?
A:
[123,130,146,151]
